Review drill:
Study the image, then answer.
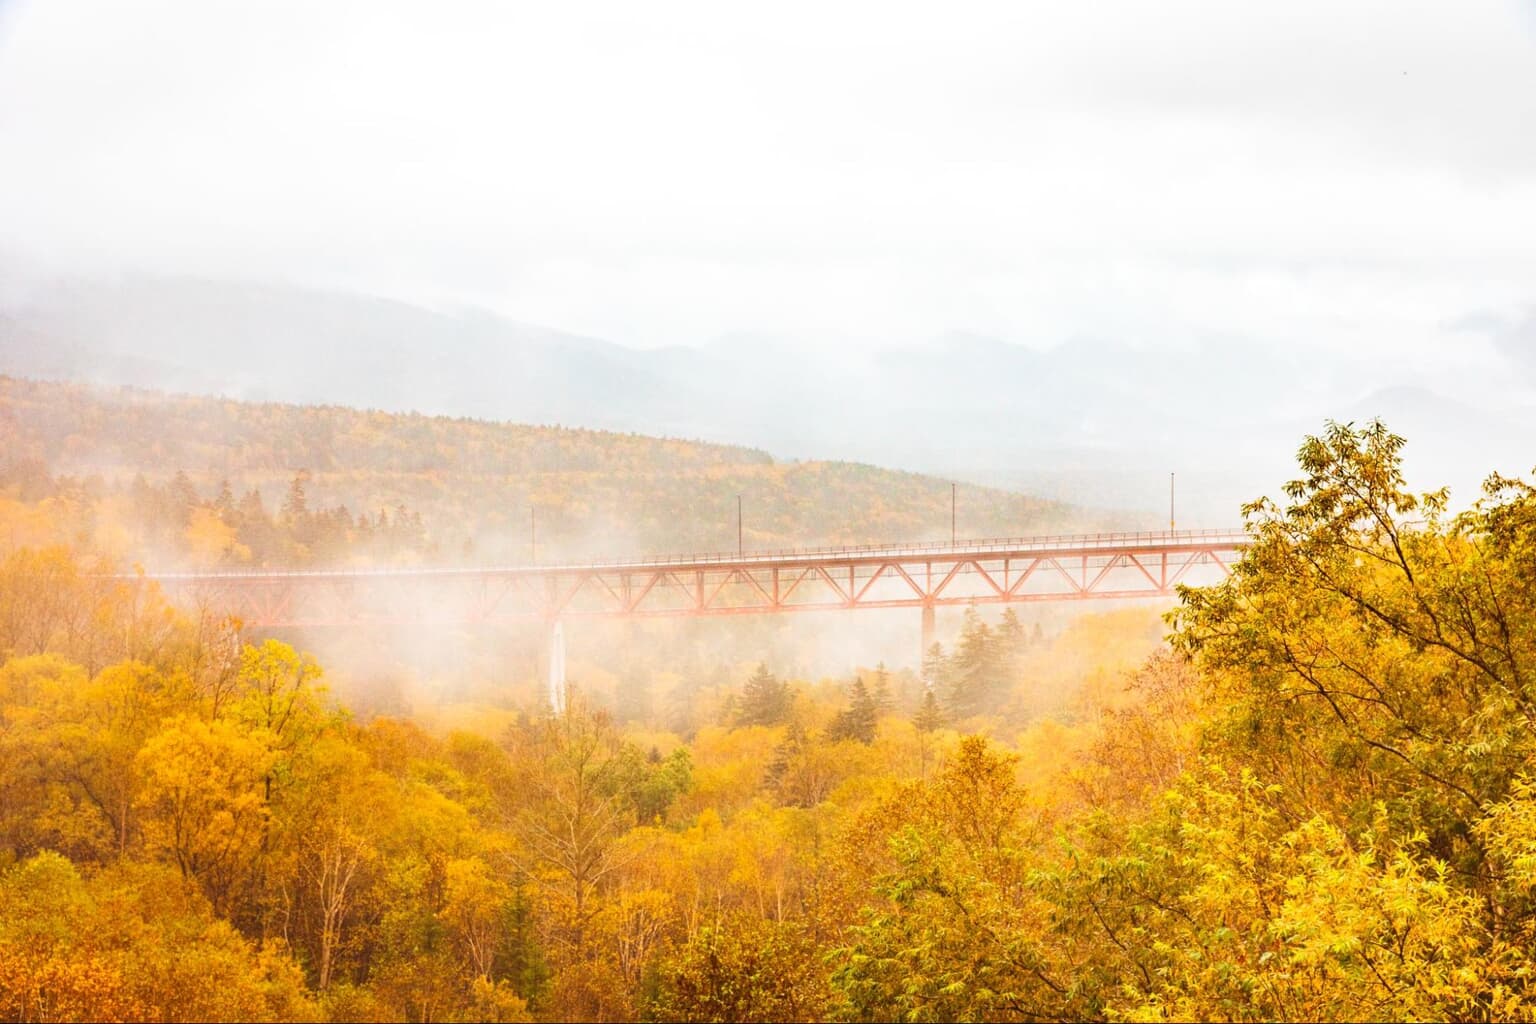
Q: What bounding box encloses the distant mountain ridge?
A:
[0,274,681,432]
[4,271,1532,522]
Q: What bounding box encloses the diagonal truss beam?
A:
[144,531,1250,628]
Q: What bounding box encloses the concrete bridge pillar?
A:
[548,619,567,714]
[920,603,935,673]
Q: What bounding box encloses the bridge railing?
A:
[132,528,1252,581]
[578,528,1252,569]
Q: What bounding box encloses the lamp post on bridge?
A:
[951,482,956,546]
[737,494,743,557]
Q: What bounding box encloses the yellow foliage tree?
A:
[135,716,273,914]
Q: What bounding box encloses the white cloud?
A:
[1,0,1534,357]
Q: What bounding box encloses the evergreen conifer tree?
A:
[913,687,945,779]
[766,717,806,792]
[949,607,1001,717]
[999,607,1026,659]
[281,471,309,524]
[871,663,894,713]
[913,687,945,734]
[738,662,790,727]
[921,642,948,693]
[829,676,879,744]
[215,479,236,519]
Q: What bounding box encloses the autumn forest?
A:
[4,383,1536,1023]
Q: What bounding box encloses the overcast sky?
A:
[1,0,1534,376]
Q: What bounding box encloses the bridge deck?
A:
[137,528,1250,581]
[138,529,1250,628]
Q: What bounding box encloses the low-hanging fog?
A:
[3,0,1536,701]
[2,1,1535,515]
[10,8,1536,1018]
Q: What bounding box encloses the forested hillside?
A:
[4,421,1536,1020]
[0,376,1088,569]
[9,274,1529,528]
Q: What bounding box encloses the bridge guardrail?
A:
[127,528,1252,582]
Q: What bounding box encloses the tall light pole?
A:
[1170,473,1176,533]
[737,494,743,557]
[951,482,956,546]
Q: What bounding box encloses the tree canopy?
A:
[3,418,1536,1021]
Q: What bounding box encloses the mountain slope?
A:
[0,376,1093,567]
[6,271,1529,524]
[0,274,689,432]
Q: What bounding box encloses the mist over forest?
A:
[7,389,1536,1020]
[4,0,1536,1020]
[5,268,1535,523]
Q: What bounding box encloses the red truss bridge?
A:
[141,529,1250,641]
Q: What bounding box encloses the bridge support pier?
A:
[920,603,935,672]
[548,620,566,715]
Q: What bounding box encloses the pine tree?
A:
[281,471,310,524]
[871,663,894,713]
[236,489,273,562]
[999,607,1026,660]
[169,469,198,524]
[238,489,265,519]
[829,676,879,744]
[921,642,949,693]
[214,479,236,520]
[913,688,945,780]
[765,718,806,793]
[737,662,790,727]
[949,607,1001,717]
[913,688,945,734]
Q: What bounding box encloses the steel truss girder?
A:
[143,534,1248,629]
